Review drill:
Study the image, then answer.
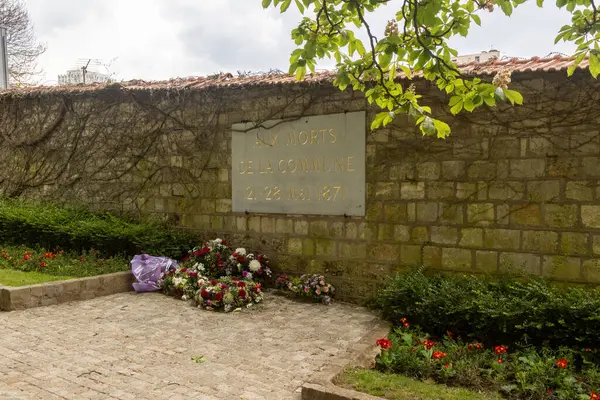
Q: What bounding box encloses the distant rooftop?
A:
[0,55,591,99]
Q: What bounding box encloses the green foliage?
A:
[0,268,73,286]
[374,325,600,399]
[0,244,129,278]
[0,199,199,259]
[263,0,600,137]
[375,269,600,349]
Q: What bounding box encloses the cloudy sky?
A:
[26,0,576,84]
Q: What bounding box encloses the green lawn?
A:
[334,368,502,400]
[0,268,74,286]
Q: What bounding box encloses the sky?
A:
[25,0,577,84]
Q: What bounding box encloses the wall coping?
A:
[0,271,134,311]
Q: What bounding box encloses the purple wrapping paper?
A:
[131,254,178,292]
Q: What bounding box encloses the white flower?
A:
[249,260,261,272]
[245,272,253,281]
[181,295,188,301]
[173,277,186,288]
[235,248,247,256]
[214,238,223,244]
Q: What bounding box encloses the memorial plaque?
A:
[232,111,366,216]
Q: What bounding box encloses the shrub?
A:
[0,199,199,258]
[375,325,600,400]
[375,268,600,349]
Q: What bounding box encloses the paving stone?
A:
[0,292,377,400]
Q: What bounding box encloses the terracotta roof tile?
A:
[0,55,590,98]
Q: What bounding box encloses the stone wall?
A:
[2,70,600,301]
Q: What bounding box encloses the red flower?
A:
[423,340,435,350]
[218,260,225,267]
[555,358,568,369]
[231,277,239,281]
[24,253,31,260]
[444,363,450,369]
[79,257,85,262]
[577,377,584,382]
[200,289,209,298]
[215,292,223,301]
[238,289,247,298]
[257,269,263,275]
[238,282,246,288]
[432,351,446,360]
[182,255,190,262]
[210,280,217,286]
[220,283,228,289]
[591,392,599,400]
[187,271,198,278]
[497,359,504,364]
[494,345,508,355]
[237,256,244,263]
[376,339,392,350]
[257,255,264,262]
[475,343,482,349]
[1,253,8,259]
[468,344,473,350]
[180,268,188,273]
[40,262,48,268]
[232,252,238,257]
[547,389,552,393]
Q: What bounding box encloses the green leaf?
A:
[590,52,600,78]
[433,119,451,138]
[262,0,272,8]
[420,116,436,136]
[450,99,463,115]
[280,0,292,12]
[472,14,481,26]
[504,89,524,105]
[499,1,513,15]
[294,0,305,13]
[370,112,387,130]
[295,65,306,81]
[536,0,544,5]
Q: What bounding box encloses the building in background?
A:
[452,50,500,65]
[58,69,111,85]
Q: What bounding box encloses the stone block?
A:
[248,216,261,233]
[441,248,473,271]
[496,204,510,225]
[542,255,581,280]
[439,203,464,224]
[453,138,487,159]
[211,216,224,230]
[339,242,367,258]
[384,203,408,222]
[400,245,421,266]
[510,159,546,179]
[417,162,441,180]
[370,244,399,261]
[582,205,600,228]
[490,136,520,158]
[441,161,465,180]
[560,232,589,255]
[423,246,442,268]
[366,202,383,221]
[345,222,358,239]
[582,259,600,283]
[416,202,438,222]
[499,252,541,274]
[302,239,316,256]
[526,181,560,202]
[390,163,415,180]
[522,230,558,253]
[218,168,229,182]
[430,226,459,245]
[288,238,303,254]
[468,161,498,180]
[528,137,556,156]
[394,225,411,242]
[216,199,232,213]
[594,235,600,255]
[426,182,455,200]
[582,157,600,177]
[544,204,578,228]
[374,182,400,200]
[411,226,429,244]
[547,157,579,178]
[467,203,495,225]
[460,228,483,247]
[358,223,377,241]
[510,204,542,226]
[310,221,329,237]
[475,251,498,273]
[488,181,525,201]
[260,217,274,233]
[294,220,309,235]
[329,222,344,238]
[377,224,395,241]
[401,182,425,199]
[484,228,521,250]
[457,183,478,200]
[566,181,594,201]
[315,239,336,256]
[275,219,294,234]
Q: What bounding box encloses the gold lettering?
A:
[324,156,333,172]
[287,132,295,146]
[335,158,344,171]
[271,133,279,147]
[310,130,319,144]
[347,156,355,172]
[312,158,321,172]
[298,131,309,145]
[239,161,254,175]
[278,159,286,173]
[329,129,337,143]
[320,129,327,144]
[300,158,310,172]
[287,159,297,173]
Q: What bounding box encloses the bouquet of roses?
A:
[275,274,335,305]
[227,247,272,283]
[194,276,263,312]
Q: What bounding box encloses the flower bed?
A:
[373,320,600,399]
[157,238,335,312]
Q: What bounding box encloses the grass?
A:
[334,367,502,400]
[0,268,73,286]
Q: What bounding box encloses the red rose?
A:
[238,289,247,297]
[182,255,190,262]
[215,292,223,301]
[200,289,210,298]
[187,271,198,277]
[237,256,244,262]
[256,283,262,289]
[216,252,221,259]
[180,268,188,273]
[231,277,239,281]
[218,260,225,267]
[220,283,228,289]
[257,269,263,275]
[40,262,48,268]
[210,280,217,286]
[238,282,246,288]
[376,339,392,350]
[24,253,31,260]
[555,359,568,369]
[232,252,238,257]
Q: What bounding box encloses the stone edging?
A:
[0,271,134,311]
[301,318,391,400]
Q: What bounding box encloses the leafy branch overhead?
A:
[262,0,600,138]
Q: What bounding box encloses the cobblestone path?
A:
[0,292,378,399]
